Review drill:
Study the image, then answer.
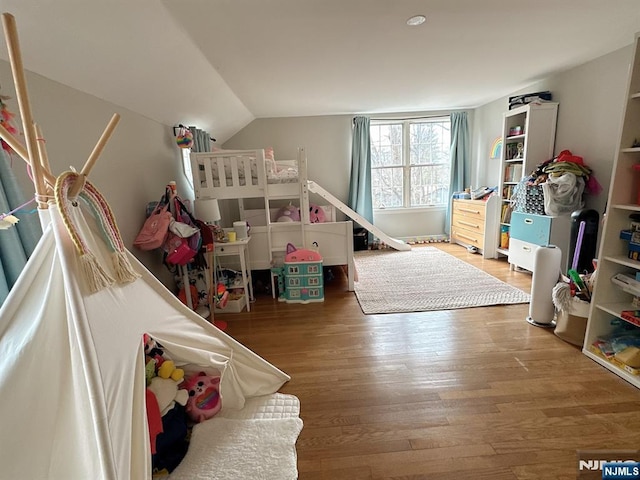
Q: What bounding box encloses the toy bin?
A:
[554,296,590,347]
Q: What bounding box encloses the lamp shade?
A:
[195,198,221,224]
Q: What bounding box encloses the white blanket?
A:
[168,417,303,480]
[168,393,303,480]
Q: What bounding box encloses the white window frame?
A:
[370,116,451,211]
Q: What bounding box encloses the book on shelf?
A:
[503,164,523,182]
[512,164,523,181]
[500,204,513,223]
[620,310,640,326]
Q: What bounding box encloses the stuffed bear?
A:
[183,372,222,423]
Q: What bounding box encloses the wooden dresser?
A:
[450,197,499,258]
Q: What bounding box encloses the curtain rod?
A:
[354,114,450,124]
[173,124,216,142]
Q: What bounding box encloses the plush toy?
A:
[183,372,222,423]
[175,126,193,149]
[276,204,300,222]
[148,377,189,416]
[309,204,326,223]
[144,334,165,360]
[157,360,185,383]
[143,334,166,384]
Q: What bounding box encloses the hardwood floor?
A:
[218,243,640,480]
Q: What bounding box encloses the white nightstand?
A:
[214,236,254,312]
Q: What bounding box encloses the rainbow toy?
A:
[55,171,141,292]
[490,136,503,159]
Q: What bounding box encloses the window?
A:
[180,148,194,189]
[370,117,451,209]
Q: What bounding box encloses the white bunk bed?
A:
[190,148,355,291]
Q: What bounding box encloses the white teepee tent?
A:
[0,13,290,480]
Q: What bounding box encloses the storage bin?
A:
[214,294,246,313]
[513,183,546,215]
[554,296,590,347]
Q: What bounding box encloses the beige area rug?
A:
[353,247,530,314]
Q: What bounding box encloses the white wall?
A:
[0,60,186,284]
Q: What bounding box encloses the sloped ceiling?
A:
[0,1,639,143]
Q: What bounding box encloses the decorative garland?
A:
[54,171,140,293]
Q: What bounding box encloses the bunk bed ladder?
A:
[298,148,310,248]
[264,148,309,297]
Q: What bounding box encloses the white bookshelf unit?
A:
[496,102,559,260]
[583,33,640,389]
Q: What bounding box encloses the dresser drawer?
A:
[508,237,538,272]
[510,212,552,246]
[451,227,484,247]
[452,216,485,235]
[453,201,486,221]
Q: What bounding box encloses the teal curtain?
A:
[446,112,470,235]
[348,116,373,227]
[188,126,213,152]
[0,150,42,305]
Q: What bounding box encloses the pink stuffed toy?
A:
[183,372,222,423]
[309,204,326,223]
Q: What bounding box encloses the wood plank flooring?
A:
[218,243,640,480]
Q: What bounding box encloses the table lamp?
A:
[195,197,221,225]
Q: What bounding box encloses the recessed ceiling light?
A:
[406,15,426,26]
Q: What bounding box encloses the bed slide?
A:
[307,181,411,252]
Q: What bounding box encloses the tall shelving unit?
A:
[496,102,559,259]
[583,33,640,389]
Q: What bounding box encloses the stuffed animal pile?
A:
[143,334,222,475]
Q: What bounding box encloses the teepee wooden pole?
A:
[34,124,51,174]
[35,123,53,183]
[1,13,48,209]
[68,113,120,198]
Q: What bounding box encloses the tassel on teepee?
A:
[112,251,141,284]
[80,252,115,293]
